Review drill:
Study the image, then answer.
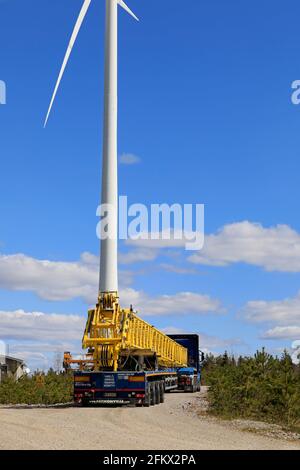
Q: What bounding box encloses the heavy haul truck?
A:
[63,296,204,406]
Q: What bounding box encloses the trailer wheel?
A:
[150,382,156,406]
[155,382,161,405]
[143,384,151,407]
[159,381,165,403]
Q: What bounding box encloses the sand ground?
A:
[0,388,299,450]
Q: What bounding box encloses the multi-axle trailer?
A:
[72,335,203,407]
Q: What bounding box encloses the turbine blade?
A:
[118,0,139,21]
[44,0,92,127]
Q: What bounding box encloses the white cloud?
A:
[197,332,241,351]
[119,248,158,264]
[241,291,300,342]
[0,291,223,370]
[0,251,222,313]
[120,288,223,316]
[161,327,241,354]
[0,292,222,345]
[161,326,186,335]
[0,252,134,303]
[125,221,300,273]
[0,310,86,369]
[189,221,300,272]
[125,230,198,249]
[0,252,98,302]
[0,309,85,342]
[119,153,141,165]
[160,263,197,275]
[242,292,300,326]
[12,350,49,371]
[262,326,300,340]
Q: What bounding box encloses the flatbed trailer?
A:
[73,335,203,406]
[74,369,178,406]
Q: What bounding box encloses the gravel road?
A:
[0,389,299,450]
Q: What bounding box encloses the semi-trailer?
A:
[72,334,203,406]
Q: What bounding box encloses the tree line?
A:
[202,349,300,431]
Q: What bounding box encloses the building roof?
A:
[0,355,24,365]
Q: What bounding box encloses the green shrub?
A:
[0,370,73,405]
[202,349,300,431]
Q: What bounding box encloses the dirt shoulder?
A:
[0,389,299,450]
[186,386,300,445]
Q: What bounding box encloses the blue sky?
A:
[1,0,300,369]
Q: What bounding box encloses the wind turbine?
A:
[45,0,138,300]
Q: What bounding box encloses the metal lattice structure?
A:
[82,293,188,371]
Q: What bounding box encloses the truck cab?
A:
[177,367,200,392]
[168,334,202,393]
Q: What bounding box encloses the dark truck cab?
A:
[168,334,202,392]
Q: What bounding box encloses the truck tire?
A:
[155,382,161,405]
[150,382,156,406]
[159,381,165,403]
[143,383,152,407]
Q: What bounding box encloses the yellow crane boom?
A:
[81,293,188,371]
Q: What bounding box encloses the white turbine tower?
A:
[45,0,138,298]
